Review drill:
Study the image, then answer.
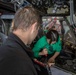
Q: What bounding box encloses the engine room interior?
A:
[0,0,76,75]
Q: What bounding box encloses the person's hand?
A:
[48,57,55,63]
[47,62,55,67]
[47,57,55,67]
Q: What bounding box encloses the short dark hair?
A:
[46,30,59,43]
[13,6,42,30]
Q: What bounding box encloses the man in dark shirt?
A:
[0,6,41,75]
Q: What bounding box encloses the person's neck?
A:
[13,29,29,45]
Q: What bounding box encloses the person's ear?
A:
[31,22,37,33]
[11,20,15,28]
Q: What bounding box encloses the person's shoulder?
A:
[34,36,47,47]
[57,36,62,42]
[39,36,46,40]
[0,45,9,52]
[0,49,37,75]
[37,36,46,43]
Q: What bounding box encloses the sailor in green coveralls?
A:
[32,30,62,65]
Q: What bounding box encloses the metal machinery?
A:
[0,0,76,74]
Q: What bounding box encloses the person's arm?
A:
[48,52,60,63]
[32,38,43,58]
[48,36,62,63]
[33,46,42,58]
[56,36,62,52]
[33,36,48,58]
[33,47,48,58]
